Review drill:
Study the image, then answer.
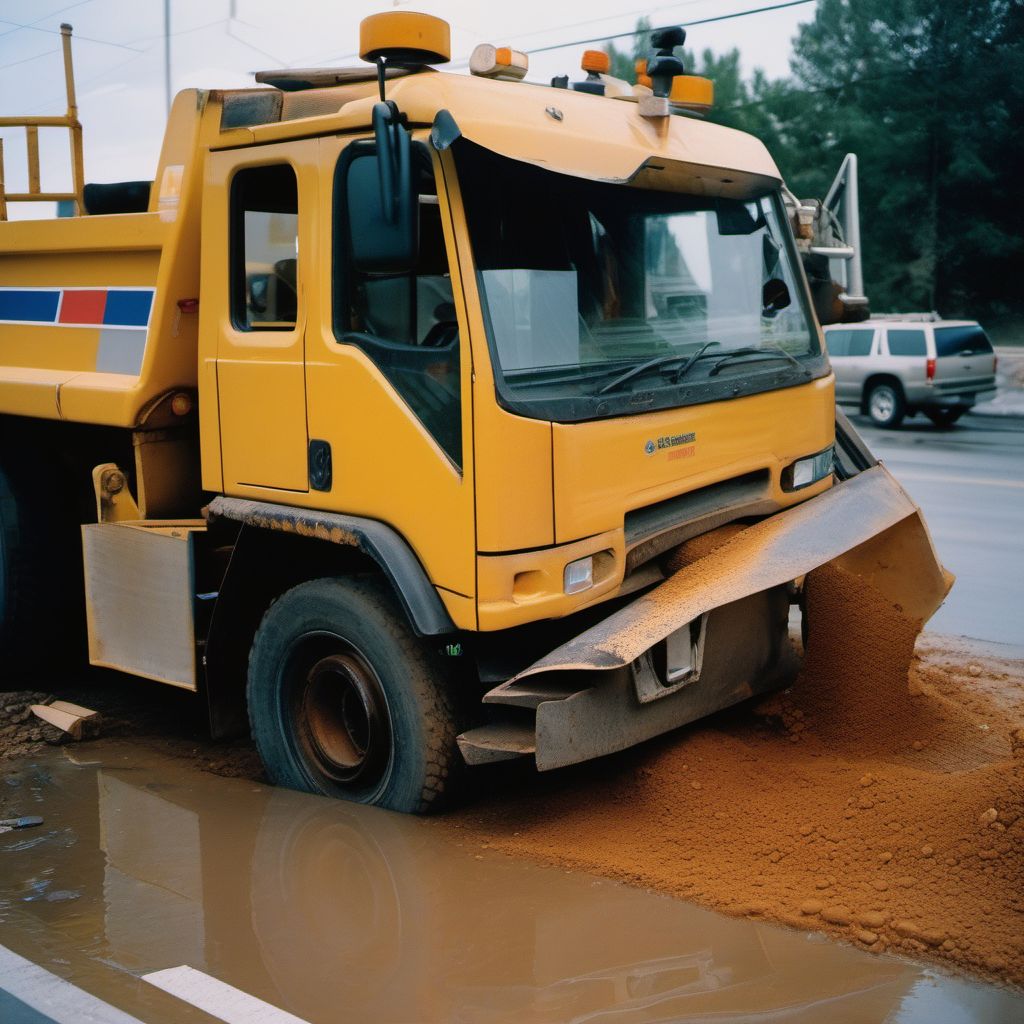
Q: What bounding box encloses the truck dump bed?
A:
[0,92,208,428]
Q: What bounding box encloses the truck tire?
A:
[925,407,965,428]
[247,575,462,814]
[865,381,906,428]
[0,460,56,676]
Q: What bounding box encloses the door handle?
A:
[308,440,332,491]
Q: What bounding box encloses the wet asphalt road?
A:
[847,410,1024,647]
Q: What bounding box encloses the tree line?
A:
[606,0,1024,340]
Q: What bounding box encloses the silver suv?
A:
[823,316,998,428]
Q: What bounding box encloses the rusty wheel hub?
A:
[300,652,390,786]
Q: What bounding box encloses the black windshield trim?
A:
[488,348,832,422]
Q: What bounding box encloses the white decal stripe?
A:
[0,943,145,1024]
[143,966,311,1024]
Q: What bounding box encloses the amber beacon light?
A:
[359,11,451,64]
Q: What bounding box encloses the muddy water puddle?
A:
[0,743,1020,1023]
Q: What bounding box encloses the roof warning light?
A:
[470,44,528,80]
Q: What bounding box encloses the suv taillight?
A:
[926,357,936,381]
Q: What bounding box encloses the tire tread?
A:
[246,575,462,814]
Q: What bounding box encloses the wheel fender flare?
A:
[206,497,456,637]
[201,498,457,739]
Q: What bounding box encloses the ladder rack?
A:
[0,23,85,219]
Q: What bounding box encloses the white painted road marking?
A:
[143,966,310,1024]
[0,943,144,1024]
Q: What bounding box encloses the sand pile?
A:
[450,564,1024,985]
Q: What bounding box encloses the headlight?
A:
[783,447,834,491]
[563,555,594,595]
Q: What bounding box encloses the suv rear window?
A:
[826,329,873,356]
[934,325,993,357]
[887,329,927,356]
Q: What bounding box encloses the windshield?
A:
[455,143,823,421]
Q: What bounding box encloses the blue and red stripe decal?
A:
[0,287,154,329]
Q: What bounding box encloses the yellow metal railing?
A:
[0,23,85,220]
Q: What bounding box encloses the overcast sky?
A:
[0,0,817,214]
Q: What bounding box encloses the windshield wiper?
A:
[671,341,721,383]
[707,346,809,378]
[597,353,689,395]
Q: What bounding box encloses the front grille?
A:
[623,470,776,573]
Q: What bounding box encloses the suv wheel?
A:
[925,407,965,428]
[866,382,906,428]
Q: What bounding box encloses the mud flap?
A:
[467,465,951,771]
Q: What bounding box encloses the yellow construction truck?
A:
[0,16,949,812]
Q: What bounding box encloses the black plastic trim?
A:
[833,408,877,479]
[486,351,833,424]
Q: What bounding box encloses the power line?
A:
[476,0,710,52]
[0,47,60,75]
[0,17,144,52]
[720,61,936,112]
[0,0,95,40]
[295,0,721,71]
[524,0,817,56]
[22,48,149,116]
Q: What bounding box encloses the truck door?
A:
[207,142,317,493]
[300,135,476,612]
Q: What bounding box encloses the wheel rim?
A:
[870,387,895,421]
[291,641,392,789]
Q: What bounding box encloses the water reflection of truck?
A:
[80,756,919,1023]
[0,16,948,813]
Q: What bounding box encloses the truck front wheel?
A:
[247,576,462,814]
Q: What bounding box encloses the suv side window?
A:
[827,329,873,356]
[231,164,298,330]
[333,144,461,468]
[887,329,927,356]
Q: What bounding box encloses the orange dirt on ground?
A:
[450,564,1024,986]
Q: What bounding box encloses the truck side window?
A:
[231,164,298,330]
[333,145,461,469]
[887,329,927,356]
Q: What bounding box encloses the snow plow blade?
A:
[459,464,951,771]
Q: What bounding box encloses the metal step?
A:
[456,723,536,765]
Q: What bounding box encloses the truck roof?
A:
[210,67,781,194]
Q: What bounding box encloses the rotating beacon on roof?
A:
[0,14,949,813]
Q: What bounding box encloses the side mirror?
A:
[762,277,791,316]
[346,102,417,273]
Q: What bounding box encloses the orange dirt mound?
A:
[448,564,1024,986]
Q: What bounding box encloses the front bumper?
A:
[457,464,951,770]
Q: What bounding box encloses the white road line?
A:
[0,944,144,1024]
[143,966,310,1024]
[887,469,1024,489]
